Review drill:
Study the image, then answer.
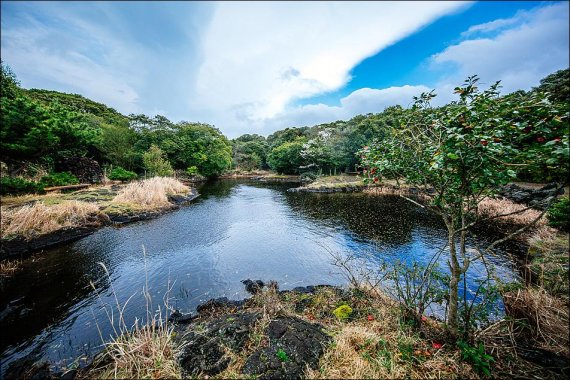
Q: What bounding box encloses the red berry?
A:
[367,315,374,321]
[536,136,545,143]
[480,140,488,146]
[373,177,379,183]
[432,342,443,349]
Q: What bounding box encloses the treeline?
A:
[1,62,232,193]
[231,68,569,182]
[1,60,568,195]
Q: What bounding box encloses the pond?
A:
[0,179,520,374]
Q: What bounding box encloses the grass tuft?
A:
[112,177,188,210]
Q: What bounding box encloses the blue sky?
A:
[1,1,568,137]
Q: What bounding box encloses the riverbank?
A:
[0,177,198,260]
[60,278,566,379]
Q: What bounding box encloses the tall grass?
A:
[85,251,180,379]
[112,177,188,210]
[1,200,101,239]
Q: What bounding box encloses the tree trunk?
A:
[447,222,460,335]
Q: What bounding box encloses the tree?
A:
[361,76,569,336]
[143,144,174,176]
[533,67,569,104]
[267,137,307,174]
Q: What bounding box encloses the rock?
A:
[242,316,331,379]
[499,183,563,210]
[195,297,246,315]
[55,157,103,184]
[168,309,196,324]
[242,279,265,294]
[176,312,261,377]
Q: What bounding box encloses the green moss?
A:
[333,304,353,321]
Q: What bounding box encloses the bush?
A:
[0,176,43,195]
[108,166,137,181]
[300,171,318,183]
[548,196,569,231]
[40,171,79,187]
[186,166,199,176]
[143,145,174,177]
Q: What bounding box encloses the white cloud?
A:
[191,1,469,134]
[262,85,431,131]
[432,2,569,94]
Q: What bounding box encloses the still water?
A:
[0,180,519,373]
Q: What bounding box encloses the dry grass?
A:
[477,198,547,227]
[1,200,102,239]
[112,177,188,210]
[503,288,569,357]
[0,259,22,276]
[86,321,180,379]
[526,228,569,299]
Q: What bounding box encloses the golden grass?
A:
[1,200,102,239]
[112,177,188,210]
[503,288,569,357]
[477,198,547,227]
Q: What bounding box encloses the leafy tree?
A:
[143,144,174,176]
[533,67,570,104]
[361,76,569,336]
[267,137,307,174]
[0,61,21,99]
[232,134,268,170]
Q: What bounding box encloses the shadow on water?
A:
[0,179,521,373]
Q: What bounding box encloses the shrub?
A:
[186,166,199,176]
[40,171,79,187]
[457,341,494,377]
[108,166,137,181]
[547,196,569,231]
[333,304,353,321]
[0,176,43,195]
[143,145,174,177]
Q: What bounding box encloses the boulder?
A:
[55,157,103,184]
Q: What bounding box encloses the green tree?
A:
[533,67,569,104]
[361,76,569,336]
[267,137,307,174]
[143,144,174,176]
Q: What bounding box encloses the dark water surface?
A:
[0,180,519,373]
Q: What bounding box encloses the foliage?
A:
[232,134,268,170]
[267,137,307,174]
[333,304,353,321]
[40,171,79,187]
[108,166,138,181]
[457,340,494,377]
[185,166,199,176]
[1,61,21,99]
[547,196,569,231]
[0,176,43,195]
[533,67,570,104]
[276,349,290,362]
[360,76,569,335]
[143,145,174,177]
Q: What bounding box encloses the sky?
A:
[1,1,568,138]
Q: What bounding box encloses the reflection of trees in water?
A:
[284,192,445,246]
[0,245,107,357]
